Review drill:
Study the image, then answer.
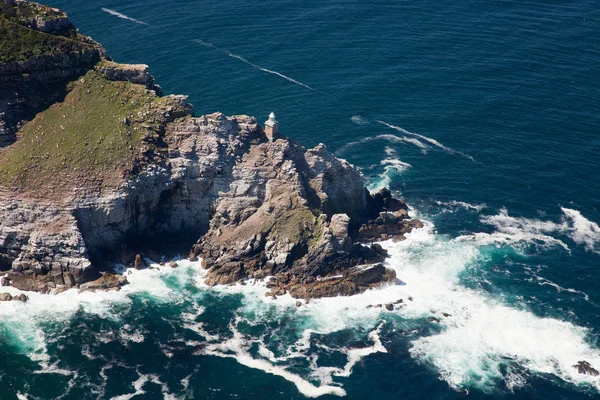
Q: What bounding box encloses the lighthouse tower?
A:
[264,112,279,141]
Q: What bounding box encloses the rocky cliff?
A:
[0,0,422,298]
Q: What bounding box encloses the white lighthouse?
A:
[264,112,279,141]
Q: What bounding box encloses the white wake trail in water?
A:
[192,40,314,90]
[101,8,149,25]
[377,120,475,161]
[336,133,428,156]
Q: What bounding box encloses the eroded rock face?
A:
[189,130,420,297]
[0,194,92,292]
[0,111,422,295]
[97,62,157,91]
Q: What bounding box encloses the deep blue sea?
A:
[2,0,600,399]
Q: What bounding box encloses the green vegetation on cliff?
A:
[0,19,93,63]
[0,70,184,195]
[0,0,99,64]
[0,0,74,34]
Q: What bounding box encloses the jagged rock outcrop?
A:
[573,361,599,376]
[97,61,159,91]
[0,0,423,297]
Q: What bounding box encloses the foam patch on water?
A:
[368,158,412,191]
[435,200,487,213]
[453,207,600,255]
[561,207,600,254]
[351,115,369,125]
[0,260,202,373]
[110,371,175,400]
[201,320,347,398]
[379,224,600,392]
[455,207,571,252]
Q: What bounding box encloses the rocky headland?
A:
[0,0,423,298]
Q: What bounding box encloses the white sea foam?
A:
[561,207,600,254]
[455,207,571,252]
[201,321,347,398]
[454,206,600,255]
[377,120,475,161]
[369,158,411,191]
[101,8,149,25]
[351,115,369,125]
[0,260,201,375]
[378,224,600,392]
[192,40,313,90]
[2,207,599,398]
[435,200,487,212]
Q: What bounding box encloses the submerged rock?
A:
[573,361,599,376]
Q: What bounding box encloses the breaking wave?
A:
[101,8,149,25]
[2,214,599,397]
[454,207,600,255]
[383,224,600,393]
[561,207,600,254]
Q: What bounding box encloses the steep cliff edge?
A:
[0,0,422,298]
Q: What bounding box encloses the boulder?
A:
[0,276,10,286]
[12,294,28,302]
[133,254,145,270]
[0,293,12,301]
[79,273,127,292]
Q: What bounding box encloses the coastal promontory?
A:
[0,0,422,298]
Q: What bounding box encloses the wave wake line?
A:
[377,120,475,162]
[192,40,314,90]
[336,134,428,156]
[101,8,149,25]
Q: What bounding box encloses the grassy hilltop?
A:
[0,1,187,197]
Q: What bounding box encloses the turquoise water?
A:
[2,0,600,398]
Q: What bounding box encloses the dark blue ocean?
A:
[2,0,600,398]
